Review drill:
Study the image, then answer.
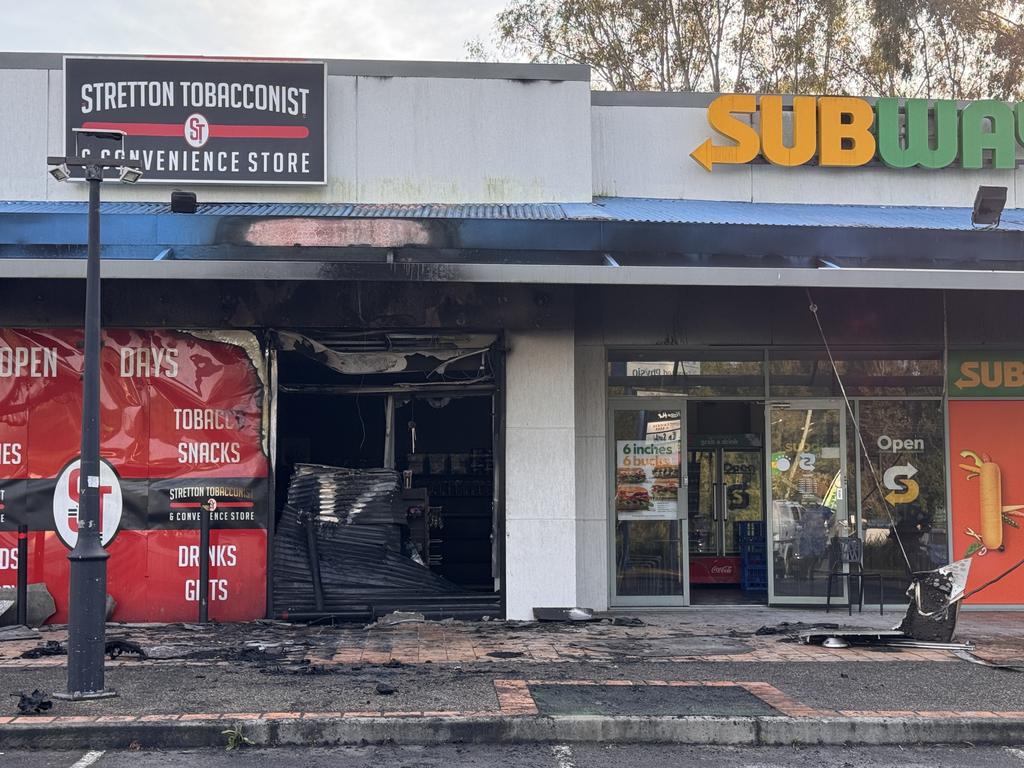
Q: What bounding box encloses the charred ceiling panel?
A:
[273,329,498,391]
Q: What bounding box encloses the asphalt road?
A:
[6,745,1024,768]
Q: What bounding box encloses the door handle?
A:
[712,482,720,521]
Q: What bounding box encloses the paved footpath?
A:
[1,608,1023,749]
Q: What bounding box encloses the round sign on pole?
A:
[52,457,123,549]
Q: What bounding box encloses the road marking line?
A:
[70,750,105,768]
[552,744,576,768]
[1005,747,1024,761]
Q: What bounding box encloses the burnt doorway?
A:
[395,395,496,591]
[270,331,502,620]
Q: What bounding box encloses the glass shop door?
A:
[767,401,851,605]
[688,437,766,601]
[609,403,687,606]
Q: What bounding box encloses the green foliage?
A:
[222,727,255,751]
[487,0,1024,98]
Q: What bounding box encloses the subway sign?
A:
[949,351,1024,398]
[691,95,1024,171]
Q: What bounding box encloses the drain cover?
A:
[529,684,777,717]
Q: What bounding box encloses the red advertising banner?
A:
[949,400,1024,605]
[0,329,268,622]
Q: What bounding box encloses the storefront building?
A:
[1,53,1024,622]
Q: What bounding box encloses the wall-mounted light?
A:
[48,163,71,182]
[118,165,143,184]
[972,186,1007,227]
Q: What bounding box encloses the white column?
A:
[504,328,577,620]
[574,293,608,610]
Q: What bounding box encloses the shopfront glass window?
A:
[769,403,849,599]
[613,409,685,598]
[855,400,948,602]
[769,351,943,397]
[608,351,765,398]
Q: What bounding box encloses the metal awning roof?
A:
[568,198,1024,231]
[0,200,569,220]
[2,197,1020,231]
[1,196,1023,290]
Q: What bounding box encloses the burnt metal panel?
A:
[273,464,494,619]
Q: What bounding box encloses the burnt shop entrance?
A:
[269,330,503,621]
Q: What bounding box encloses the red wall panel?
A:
[0,329,269,622]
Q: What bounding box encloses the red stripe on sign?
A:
[0,503,4,510]
[82,122,309,140]
[83,121,181,137]
[169,501,255,508]
[17,532,27,540]
[210,125,309,139]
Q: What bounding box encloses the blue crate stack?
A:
[737,521,767,592]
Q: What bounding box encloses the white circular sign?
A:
[52,458,123,549]
[184,113,210,148]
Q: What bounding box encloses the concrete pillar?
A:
[504,327,577,620]
[574,289,608,610]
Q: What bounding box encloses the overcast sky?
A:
[0,0,512,61]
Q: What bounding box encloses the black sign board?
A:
[64,56,327,185]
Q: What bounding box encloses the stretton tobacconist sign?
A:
[64,56,326,184]
[691,95,1024,171]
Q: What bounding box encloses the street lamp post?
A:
[48,131,141,700]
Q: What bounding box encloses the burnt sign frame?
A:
[64,55,327,185]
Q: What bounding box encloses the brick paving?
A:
[1,609,1021,731]
[1,677,1020,726]
[2,607,991,669]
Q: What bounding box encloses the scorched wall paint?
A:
[0,328,269,622]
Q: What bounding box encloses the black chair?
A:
[825,536,885,615]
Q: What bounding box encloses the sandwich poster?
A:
[616,440,681,520]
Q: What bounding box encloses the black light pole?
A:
[48,132,141,700]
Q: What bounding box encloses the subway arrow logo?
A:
[691,95,1024,171]
[949,352,1024,398]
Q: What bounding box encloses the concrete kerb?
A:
[4,715,1024,749]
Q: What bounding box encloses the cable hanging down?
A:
[806,289,913,575]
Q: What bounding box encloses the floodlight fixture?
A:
[48,163,71,182]
[972,186,1007,227]
[118,165,143,184]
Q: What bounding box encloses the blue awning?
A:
[1,197,1019,232]
[565,198,1024,231]
[1,196,1022,275]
